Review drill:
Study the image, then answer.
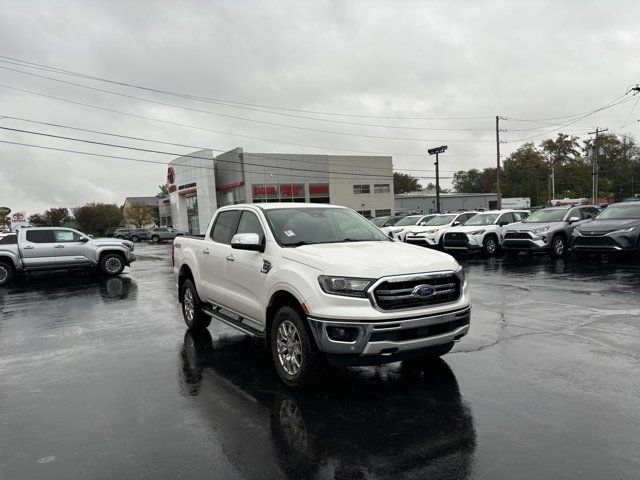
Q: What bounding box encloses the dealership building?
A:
[165,148,394,234]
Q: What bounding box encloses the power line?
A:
[0,65,495,143]
[0,55,495,121]
[0,139,455,180]
[0,83,495,158]
[0,116,463,173]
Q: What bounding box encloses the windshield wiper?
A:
[339,238,378,242]
[285,241,319,247]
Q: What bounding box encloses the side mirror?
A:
[419,222,427,226]
[231,233,265,252]
[452,221,460,227]
[499,221,509,227]
[80,237,90,243]
[568,216,580,223]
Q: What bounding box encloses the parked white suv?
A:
[381,214,437,241]
[173,203,471,387]
[442,210,530,256]
[405,212,477,248]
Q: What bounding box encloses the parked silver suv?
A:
[149,227,188,243]
[502,205,599,257]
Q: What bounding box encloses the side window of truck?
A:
[211,211,240,244]
[26,230,54,243]
[235,211,265,243]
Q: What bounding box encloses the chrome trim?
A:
[367,270,462,312]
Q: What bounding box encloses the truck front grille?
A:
[372,273,461,311]
[504,232,531,239]
[443,232,468,247]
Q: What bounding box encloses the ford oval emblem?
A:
[412,285,435,298]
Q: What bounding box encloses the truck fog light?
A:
[327,326,359,342]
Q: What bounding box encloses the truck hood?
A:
[575,219,640,233]
[91,238,134,249]
[404,224,450,235]
[280,241,459,277]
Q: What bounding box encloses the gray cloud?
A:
[1,0,639,215]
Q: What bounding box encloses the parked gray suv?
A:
[149,227,188,243]
[502,205,599,257]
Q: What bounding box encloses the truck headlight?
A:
[454,265,466,285]
[469,230,485,235]
[318,276,374,298]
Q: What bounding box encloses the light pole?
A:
[428,146,448,213]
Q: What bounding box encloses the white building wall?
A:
[328,155,394,217]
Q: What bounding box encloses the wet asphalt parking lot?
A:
[1,243,639,480]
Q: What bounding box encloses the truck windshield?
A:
[265,208,390,246]
[523,208,568,223]
[464,213,499,226]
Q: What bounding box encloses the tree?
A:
[582,133,639,199]
[502,143,549,205]
[28,207,70,227]
[393,172,421,193]
[72,203,122,236]
[124,204,154,228]
[156,184,169,199]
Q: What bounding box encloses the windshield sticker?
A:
[284,230,296,237]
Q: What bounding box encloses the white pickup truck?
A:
[0,227,136,286]
[173,203,471,387]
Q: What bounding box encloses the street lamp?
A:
[428,146,448,213]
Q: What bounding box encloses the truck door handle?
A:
[23,245,34,250]
[54,245,65,249]
[202,248,210,255]
[225,254,235,262]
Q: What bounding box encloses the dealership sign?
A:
[10,211,27,229]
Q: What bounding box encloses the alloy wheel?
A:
[0,265,7,283]
[554,238,564,256]
[183,288,195,322]
[277,321,303,376]
[104,257,122,274]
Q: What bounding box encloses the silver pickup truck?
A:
[0,227,136,287]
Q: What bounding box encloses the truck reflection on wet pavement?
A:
[0,244,638,480]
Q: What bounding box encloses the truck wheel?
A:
[271,306,322,388]
[483,236,498,256]
[131,235,139,243]
[181,279,211,329]
[151,235,160,243]
[99,253,125,276]
[0,261,14,287]
[551,235,566,258]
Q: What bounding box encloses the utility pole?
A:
[588,127,608,205]
[428,146,448,213]
[496,116,502,209]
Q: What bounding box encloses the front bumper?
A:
[405,234,438,247]
[126,252,137,265]
[572,233,638,253]
[307,306,470,365]
[502,233,550,251]
[443,234,484,252]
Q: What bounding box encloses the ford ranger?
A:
[173,203,470,387]
[0,227,136,287]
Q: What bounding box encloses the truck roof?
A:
[224,202,349,211]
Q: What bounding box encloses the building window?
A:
[374,184,390,194]
[309,183,330,204]
[252,184,305,203]
[375,209,391,217]
[356,210,372,218]
[353,184,370,194]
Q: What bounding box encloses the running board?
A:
[202,307,265,338]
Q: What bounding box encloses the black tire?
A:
[550,235,566,258]
[131,235,139,243]
[99,253,125,276]
[483,235,499,256]
[0,261,14,287]
[151,235,160,243]
[181,279,211,329]
[116,235,124,239]
[270,306,323,388]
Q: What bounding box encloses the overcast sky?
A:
[1,0,639,215]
